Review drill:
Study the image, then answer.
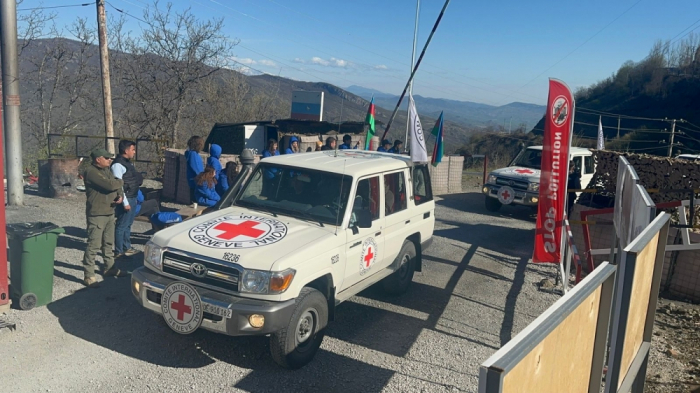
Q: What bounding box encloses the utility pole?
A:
[96,0,115,154]
[1,0,25,206]
[616,116,620,139]
[509,117,512,134]
[667,119,677,157]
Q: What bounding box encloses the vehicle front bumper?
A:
[482,184,539,206]
[131,266,296,336]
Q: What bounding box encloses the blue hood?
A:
[290,136,299,144]
[209,144,222,159]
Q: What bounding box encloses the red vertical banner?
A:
[0,85,8,308]
[533,79,574,264]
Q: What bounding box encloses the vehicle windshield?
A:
[234,163,352,226]
[510,148,542,169]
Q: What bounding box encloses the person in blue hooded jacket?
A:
[207,143,229,197]
[194,166,220,207]
[285,136,300,154]
[185,136,204,202]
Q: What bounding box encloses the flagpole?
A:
[404,0,420,152]
[380,0,451,142]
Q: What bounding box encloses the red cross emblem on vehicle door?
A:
[170,294,192,321]
[213,220,265,240]
[515,168,534,174]
[364,246,374,267]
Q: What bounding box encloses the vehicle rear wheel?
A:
[382,241,416,295]
[485,196,502,212]
[270,287,328,369]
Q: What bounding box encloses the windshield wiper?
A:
[240,203,278,217]
[279,208,325,227]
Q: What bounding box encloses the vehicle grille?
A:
[495,177,529,191]
[162,251,240,292]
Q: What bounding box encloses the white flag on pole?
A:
[597,115,605,150]
[409,94,428,162]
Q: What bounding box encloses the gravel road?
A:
[1,189,561,393]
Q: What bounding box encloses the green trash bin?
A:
[7,222,65,310]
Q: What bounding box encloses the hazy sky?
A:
[20,0,700,106]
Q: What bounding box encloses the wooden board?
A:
[501,286,602,393]
[618,231,660,389]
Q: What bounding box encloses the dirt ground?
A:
[647,299,700,393]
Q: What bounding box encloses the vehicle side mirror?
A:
[355,210,372,229]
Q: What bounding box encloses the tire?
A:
[19,293,37,310]
[270,287,328,369]
[382,241,416,295]
[485,196,502,212]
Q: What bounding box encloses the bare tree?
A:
[109,1,235,147]
[19,15,99,162]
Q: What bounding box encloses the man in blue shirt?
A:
[389,140,403,154]
[377,139,392,152]
[339,135,358,150]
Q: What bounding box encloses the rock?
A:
[653,330,661,336]
[539,278,555,290]
[667,348,681,358]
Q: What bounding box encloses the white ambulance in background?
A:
[482,146,595,211]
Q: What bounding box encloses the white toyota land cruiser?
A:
[482,146,595,211]
[131,150,435,368]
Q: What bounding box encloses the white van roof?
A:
[259,151,415,176]
[525,146,592,155]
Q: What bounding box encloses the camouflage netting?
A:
[579,150,700,207]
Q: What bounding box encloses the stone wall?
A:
[584,150,700,205]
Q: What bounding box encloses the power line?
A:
[577,107,666,122]
[668,17,700,43]
[574,120,666,133]
[503,0,643,100]
[106,2,151,25]
[18,3,92,11]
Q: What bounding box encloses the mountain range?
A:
[345,85,546,130]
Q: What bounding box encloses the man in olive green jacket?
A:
[82,148,128,287]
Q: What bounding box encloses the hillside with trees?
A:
[532,36,700,157]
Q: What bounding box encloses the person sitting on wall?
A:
[389,140,403,154]
[285,136,300,154]
[321,136,337,151]
[207,143,229,197]
[194,166,220,207]
[185,136,204,203]
[339,135,358,150]
[377,139,392,152]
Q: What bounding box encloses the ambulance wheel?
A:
[270,287,328,369]
[19,293,37,310]
[382,241,416,295]
[485,196,502,212]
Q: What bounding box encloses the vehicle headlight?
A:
[144,241,163,270]
[239,268,296,294]
[487,174,497,184]
[528,182,540,192]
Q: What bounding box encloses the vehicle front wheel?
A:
[270,287,328,369]
[382,241,416,295]
[485,196,502,212]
